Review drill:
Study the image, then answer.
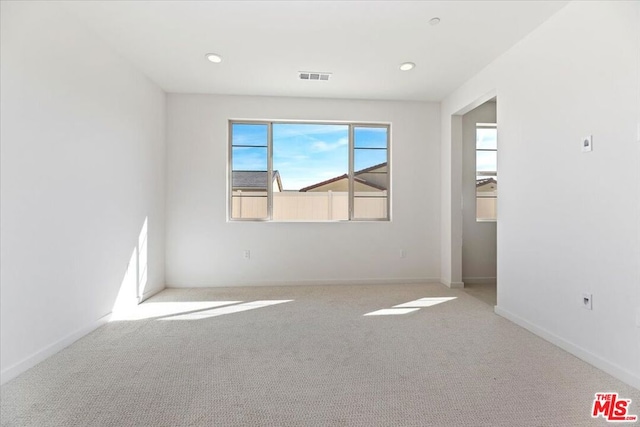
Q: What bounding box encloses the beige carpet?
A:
[1,283,638,426]
[461,282,497,307]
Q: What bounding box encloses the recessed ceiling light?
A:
[205,53,222,63]
[399,62,415,71]
[429,17,441,26]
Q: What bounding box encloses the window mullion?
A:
[386,124,390,220]
[348,124,354,220]
[267,122,273,220]
[228,121,233,221]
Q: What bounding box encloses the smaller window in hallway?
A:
[476,123,497,221]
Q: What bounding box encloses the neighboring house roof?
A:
[232,170,283,191]
[299,162,387,192]
[355,162,387,175]
[476,177,497,187]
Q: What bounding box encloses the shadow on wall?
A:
[112,217,148,314]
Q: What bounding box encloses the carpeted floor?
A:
[1,283,638,426]
[461,282,497,307]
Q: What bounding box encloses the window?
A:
[476,123,497,221]
[229,121,390,221]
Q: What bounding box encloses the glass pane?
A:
[476,197,497,221]
[354,196,388,219]
[354,126,388,148]
[232,123,268,146]
[476,128,497,150]
[355,171,387,192]
[231,195,267,219]
[272,123,348,192]
[232,147,267,171]
[354,148,387,172]
[232,170,270,192]
[476,151,497,173]
[476,176,497,197]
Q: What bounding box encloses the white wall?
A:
[462,102,497,283]
[441,1,640,388]
[0,2,166,383]
[165,94,440,287]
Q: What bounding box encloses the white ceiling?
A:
[62,1,568,102]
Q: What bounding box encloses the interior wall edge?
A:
[440,280,465,289]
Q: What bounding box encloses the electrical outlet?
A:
[581,135,593,152]
[582,293,592,310]
[243,250,250,260]
[400,249,406,259]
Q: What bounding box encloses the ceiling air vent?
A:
[299,71,331,81]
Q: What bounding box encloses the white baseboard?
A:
[440,279,465,289]
[167,277,442,288]
[495,306,640,391]
[462,277,496,285]
[0,312,112,386]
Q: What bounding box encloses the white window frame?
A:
[475,122,497,222]
[228,120,391,222]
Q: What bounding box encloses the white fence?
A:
[232,191,387,220]
[476,197,497,220]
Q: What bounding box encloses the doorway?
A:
[461,99,497,306]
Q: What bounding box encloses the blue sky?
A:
[232,123,388,190]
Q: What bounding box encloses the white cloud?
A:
[311,137,348,152]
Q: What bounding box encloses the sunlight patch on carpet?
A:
[158,300,293,320]
[364,308,420,316]
[393,297,457,308]
[110,301,243,321]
